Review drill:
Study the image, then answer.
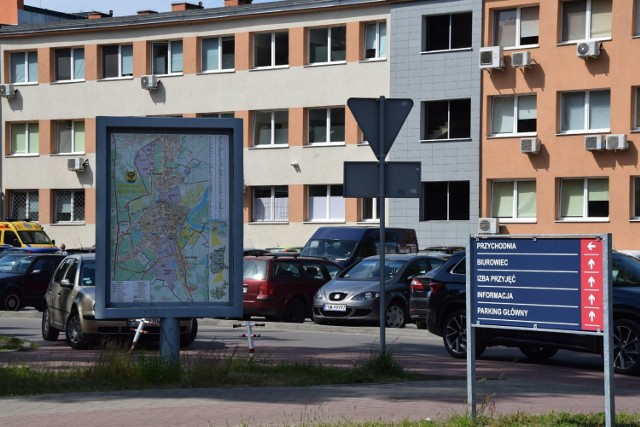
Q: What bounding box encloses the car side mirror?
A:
[60,279,73,288]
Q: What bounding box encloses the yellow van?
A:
[0,220,56,248]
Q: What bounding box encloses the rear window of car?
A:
[243,259,267,280]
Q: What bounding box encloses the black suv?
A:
[243,254,343,323]
[0,252,66,311]
[410,251,640,375]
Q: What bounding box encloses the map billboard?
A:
[95,117,243,319]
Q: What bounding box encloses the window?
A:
[10,51,38,84]
[423,99,471,140]
[561,0,612,42]
[252,186,288,222]
[424,12,472,52]
[56,121,85,153]
[491,95,537,134]
[308,26,346,64]
[637,2,640,36]
[253,31,289,68]
[308,107,345,144]
[422,181,470,221]
[253,111,288,146]
[360,198,379,222]
[635,87,640,129]
[10,123,39,155]
[364,22,387,59]
[55,190,85,223]
[201,36,235,71]
[308,185,344,221]
[152,40,183,75]
[9,191,39,221]
[54,48,84,81]
[634,177,640,218]
[101,44,133,78]
[560,90,610,132]
[491,180,536,220]
[201,112,235,118]
[494,6,539,47]
[560,178,608,219]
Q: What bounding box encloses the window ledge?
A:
[52,152,86,156]
[51,222,86,226]
[357,220,380,224]
[303,220,346,224]
[420,47,472,55]
[197,69,235,75]
[98,76,134,82]
[488,133,537,139]
[502,44,540,51]
[249,144,289,149]
[304,61,347,68]
[419,138,471,143]
[359,57,386,63]
[555,218,610,223]
[7,153,39,158]
[304,142,346,148]
[250,65,290,72]
[248,221,289,225]
[557,37,612,47]
[10,82,38,87]
[496,219,537,224]
[51,79,85,85]
[152,73,184,78]
[556,130,610,136]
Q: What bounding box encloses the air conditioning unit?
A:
[141,75,158,90]
[478,218,499,235]
[520,137,540,154]
[577,40,600,59]
[479,46,504,70]
[0,84,16,98]
[584,135,605,151]
[605,134,628,151]
[67,158,86,172]
[511,51,531,68]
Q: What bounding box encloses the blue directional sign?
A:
[470,236,608,334]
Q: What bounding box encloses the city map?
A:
[109,132,230,304]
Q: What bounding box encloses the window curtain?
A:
[495,9,516,47]
[74,122,85,152]
[520,7,539,44]
[561,179,584,217]
[517,181,536,218]
[492,181,514,218]
[562,0,586,41]
[589,90,610,129]
[492,97,514,134]
[591,0,612,38]
[73,49,85,79]
[121,45,133,76]
[562,92,585,131]
[171,41,183,73]
[202,38,220,71]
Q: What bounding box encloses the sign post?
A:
[347,97,413,354]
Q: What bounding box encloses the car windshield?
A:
[0,254,33,274]
[342,258,405,280]
[301,239,357,261]
[613,254,640,288]
[17,230,52,244]
[243,259,267,280]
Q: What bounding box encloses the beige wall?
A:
[482,0,640,250]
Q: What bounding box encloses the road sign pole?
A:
[378,96,386,355]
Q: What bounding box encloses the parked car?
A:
[412,250,640,375]
[244,248,270,256]
[42,253,197,349]
[0,252,66,311]
[243,254,343,323]
[313,253,448,328]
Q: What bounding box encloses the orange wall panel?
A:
[289,27,305,67]
[38,47,51,84]
[346,21,361,62]
[84,118,96,153]
[183,37,198,74]
[289,107,304,147]
[235,32,250,71]
[84,44,98,81]
[289,184,305,222]
[133,41,148,76]
[84,188,96,225]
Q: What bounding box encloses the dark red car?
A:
[243,254,342,323]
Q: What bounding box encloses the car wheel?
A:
[613,319,640,376]
[1,290,22,311]
[283,298,306,323]
[65,310,89,350]
[385,301,407,328]
[519,345,558,361]
[41,305,60,341]
[443,309,486,359]
[415,319,427,330]
[180,318,198,348]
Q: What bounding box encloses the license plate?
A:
[323,304,347,312]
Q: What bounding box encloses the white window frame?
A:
[633,177,640,219]
[560,90,610,133]
[490,94,537,135]
[559,177,609,221]
[9,190,39,221]
[54,190,85,224]
[364,21,387,60]
[10,51,38,84]
[493,6,539,48]
[101,44,133,79]
[253,31,289,69]
[201,36,235,72]
[54,47,85,82]
[634,87,640,130]
[360,198,379,223]
[561,0,612,43]
[308,26,347,65]
[252,186,288,222]
[491,180,537,222]
[253,110,288,146]
[422,99,471,141]
[56,120,85,154]
[307,107,345,145]
[151,40,183,75]
[10,122,39,156]
[308,185,345,222]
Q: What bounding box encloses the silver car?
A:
[42,253,197,349]
[312,254,448,328]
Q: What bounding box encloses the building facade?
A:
[481,0,640,251]
[0,0,396,250]
[389,0,482,248]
